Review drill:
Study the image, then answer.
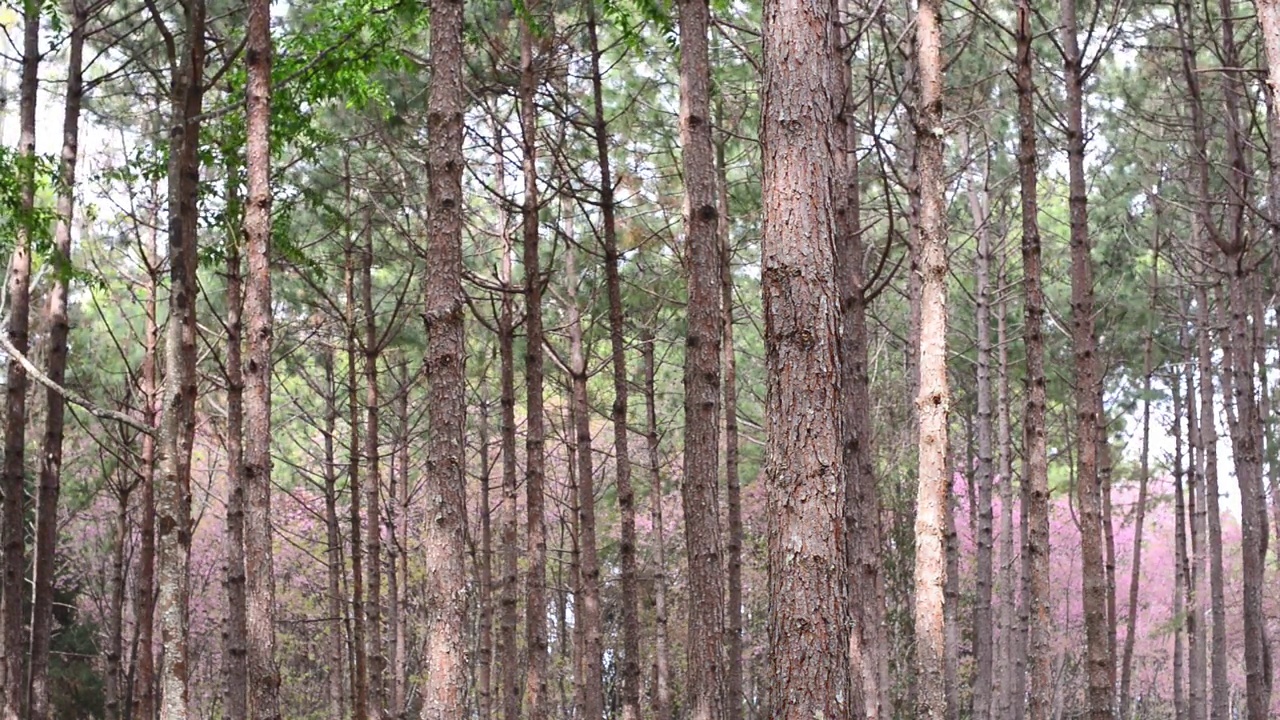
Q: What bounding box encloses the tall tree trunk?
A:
[135,203,162,720]
[678,0,728,716]
[968,156,995,720]
[761,0,850,714]
[909,0,949,715]
[641,330,672,720]
[584,9,641,716]
[477,396,495,720]
[996,269,1016,720]
[1061,0,1112,713]
[519,4,550,715]
[1184,330,1207,720]
[392,382,409,719]
[0,2,39,713]
[1173,375,1188,720]
[1015,2,1052,717]
[495,115,521,720]
[322,347,346,720]
[1119,236,1158,719]
[105,480,132,720]
[421,0,469,711]
[834,8,887,717]
[223,170,249,720]
[361,222,383,720]
[27,5,85,715]
[156,2,207,714]
[345,244,368,720]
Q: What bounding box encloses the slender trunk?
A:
[678,0,728,716]
[1174,376,1188,720]
[1061,0,1112,713]
[156,3,207,714]
[761,0,850,713]
[323,348,346,720]
[968,158,995,720]
[909,0,949,715]
[944,468,961,720]
[1119,237,1158,719]
[224,171,250,720]
[997,270,1016,720]
[519,4,549,714]
[105,483,132,720]
[642,330,672,720]
[27,6,86,716]
[393,384,409,718]
[834,9,887,717]
[583,10,641,716]
[0,2,39,713]
[1185,330,1207,720]
[345,245,369,720]
[495,115,520,720]
[1015,2,1052,717]
[135,205,161,720]
[421,0,469,710]
[362,222,383,720]
[477,398,494,720]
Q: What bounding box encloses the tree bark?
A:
[996,268,1016,720]
[322,347,346,720]
[584,9,641,716]
[0,2,39,714]
[678,0,728,716]
[641,329,672,720]
[477,396,495,720]
[105,479,132,720]
[27,5,86,716]
[1015,2,1052,717]
[361,221,383,720]
[135,200,162,720]
[1173,374,1188,720]
[1184,330,1207,720]
[909,0,949,715]
[761,0,850,713]
[223,169,249,720]
[421,0,469,711]
[1060,0,1113,713]
[833,8,887,717]
[156,2,207,714]
[345,243,369,720]
[519,5,550,715]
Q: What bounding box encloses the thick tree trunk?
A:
[909,0,949,716]
[1061,0,1113,714]
[223,174,250,720]
[678,1,728,717]
[641,330,672,720]
[421,0,469,711]
[519,5,550,715]
[27,6,86,716]
[1015,2,1052,717]
[761,0,850,714]
[833,9,887,717]
[0,3,39,714]
[584,9,641,716]
[156,3,207,714]
[322,348,346,720]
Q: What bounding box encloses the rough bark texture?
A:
[322,348,346,720]
[642,331,672,720]
[361,224,383,720]
[1061,0,1113,713]
[105,482,131,720]
[0,3,39,714]
[1015,2,1052,717]
[477,398,495,720]
[496,118,520,720]
[996,273,1016,720]
[345,248,368,720]
[519,6,550,715]
[27,6,85,716]
[421,0,469,712]
[1173,379,1188,720]
[1184,332,1207,720]
[585,9,641,715]
[833,8,887,717]
[761,0,850,714]
[968,161,995,720]
[910,0,949,716]
[243,1,282,713]
[679,0,728,717]
[156,2,206,714]
[224,179,250,720]
[135,209,162,720]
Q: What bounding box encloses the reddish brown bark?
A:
[642,330,672,720]
[761,0,850,713]
[223,172,249,720]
